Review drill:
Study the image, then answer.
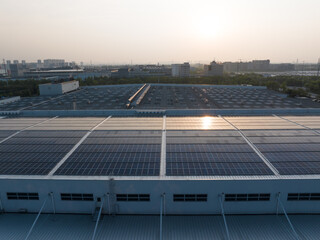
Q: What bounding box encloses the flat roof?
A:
[1,214,319,240]
[1,84,319,112]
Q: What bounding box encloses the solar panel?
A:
[264,152,320,162]
[0,131,16,138]
[83,137,161,145]
[90,130,162,138]
[0,151,65,175]
[249,136,320,144]
[16,130,87,138]
[0,144,75,153]
[272,162,320,175]
[166,162,274,176]
[4,138,80,145]
[255,144,320,152]
[166,144,253,153]
[166,130,240,137]
[166,137,245,144]
[0,162,58,175]
[167,152,263,163]
[76,144,161,153]
[242,130,317,137]
[253,138,320,175]
[0,152,65,162]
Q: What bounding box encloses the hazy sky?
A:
[1,0,320,64]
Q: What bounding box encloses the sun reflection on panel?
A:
[201,116,213,129]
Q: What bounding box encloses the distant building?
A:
[204,61,224,76]
[37,60,42,69]
[223,59,271,73]
[111,68,130,78]
[43,59,65,68]
[250,60,270,71]
[9,64,25,78]
[39,80,79,95]
[172,62,190,77]
[6,60,11,72]
[13,60,19,64]
[24,68,84,79]
[269,63,295,72]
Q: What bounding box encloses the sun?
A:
[194,15,222,39]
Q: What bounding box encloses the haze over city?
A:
[1,0,320,64]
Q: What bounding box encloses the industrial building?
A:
[0,84,320,239]
[39,80,80,96]
[204,61,224,76]
[24,69,84,80]
[172,63,190,77]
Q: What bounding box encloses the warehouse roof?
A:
[0,115,319,180]
[1,84,319,112]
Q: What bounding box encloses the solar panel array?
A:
[0,85,143,111]
[54,118,163,176]
[227,117,320,175]
[0,96,53,111]
[28,86,142,110]
[165,117,274,176]
[0,118,101,175]
[0,130,87,175]
[136,86,319,109]
[2,85,319,111]
[0,116,320,177]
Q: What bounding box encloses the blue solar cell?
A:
[0,152,65,162]
[265,152,320,162]
[15,130,87,138]
[76,144,161,153]
[83,138,161,144]
[4,138,80,145]
[166,144,253,153]
[0,144,74,153]
[0,161,59,175]
[166,152,262,163]
[273,162,320,175]
[0,131,16,138]
[166,162,273,176]
[255,144,320,152]
[90,130,162,138]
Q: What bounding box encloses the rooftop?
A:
[0,84,319,112]
[0,115,319,179]
[1,214,319,240]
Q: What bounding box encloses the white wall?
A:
[1,178,320,215]
[39,81,79,95]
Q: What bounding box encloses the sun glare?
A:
[194,15,222,39]
[201,116,213,129]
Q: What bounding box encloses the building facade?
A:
[172,62,190,77]
[204,61,224,76]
